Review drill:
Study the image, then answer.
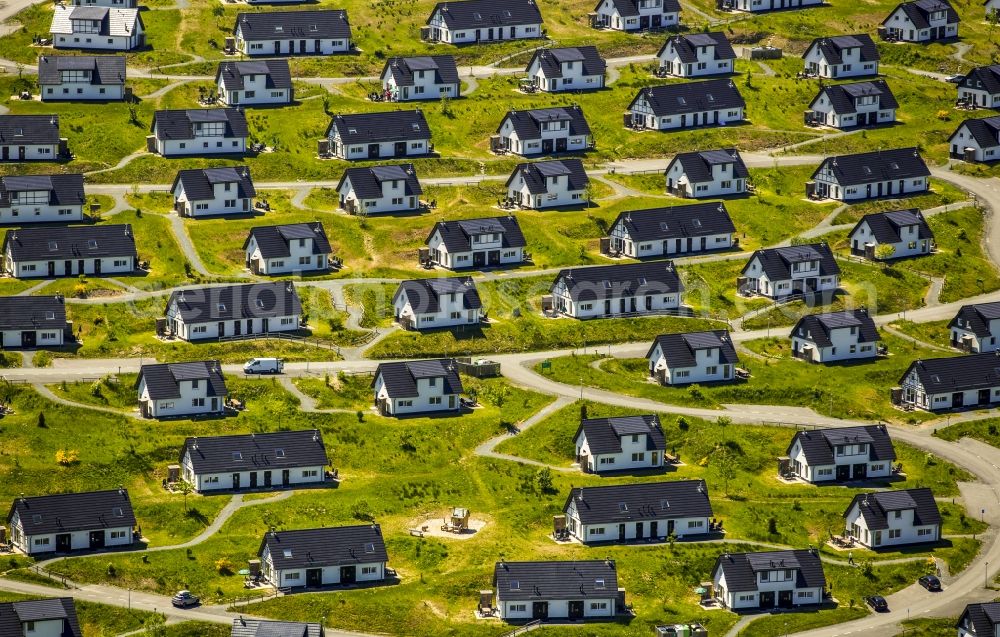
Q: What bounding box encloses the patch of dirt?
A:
[409,513,489,540]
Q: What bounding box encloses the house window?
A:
[631,452,645,461]
[192,325,207,334]
[588,527,605,535]
[889,529,901,539]
[285,572,300,581]
[429,397,442,405]
[398,400,413,407]
[797,591,815,598]
[110,530,128,539]
[159,402,174,409]
[599,457,615,465]
[361,566,378,575]
[192,398,205,407]
[688,520,704,528]
[917,528,933,536]
[33,538,50,546]
[706,366,718,375]
[303,470,318,477]
[590,602,608,610]
[511,604,527,612]
[738,594,754,601]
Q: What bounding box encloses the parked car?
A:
[945,74,964,83]
[918,575,942,591]
[171,590,200,608]
[243,357,284,374]
[865,595,888,612]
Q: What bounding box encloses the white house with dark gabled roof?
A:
[790,308,881,363]
[231,619,323,637]
[844,488,941,548]
[949,115,1000,162]
[0,115,64,161]
[216,60,292,107]
[565,480,712,543]
[50,5,144,51]
[803,34,880,79]
[496,106,592,156]
[848,209,933,260]
[646,330,739,385]
[785,424,896,482]
[957,65,1000,109]
[573,415,666,473]
[657,32,736,78]
[664,148,748,198]
[958,602,1000,637]
[627,80,745,131]
[259,524,388,589]
[606,203,735,258]
[712,549,825,610]
[373,358,463,416]
[234,10,352,56]
[550,261,683,319]
[243,223,332,276]
[2,224,137,278]
[492,560,622,621]
[897,353,1000,411]
[0,597,82,637]
[950,301,1000,352]
[807,80,898,129]
[424,0,544,44]
[171,167,256,217]
[335,164,422,214]
[593,0,680,30]
[38,54,125,101]
[808,147,930,201]
[881,0,959,42]
[738,243,840,299]
[164,282,301,341]
[137,360,228,418]
[0,295,70,349]
[718,0,820,11]
[180,430,328,493]
[0,173,85,223]
[506,158,589,209]
[425,215,526,270]
[380,55,459,102]
[326,111,430,160]
[526,46,606,92]
[392,277,482,330]
[150,108,248,157]
[7,488,136,555]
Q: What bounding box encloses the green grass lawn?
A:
[889,319,953,348]
[830,180,969,226]
[533,333,946,422]
[292,372,372,411]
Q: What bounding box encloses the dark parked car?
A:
[171,590,200,608]
[865,595,888,612]
[918,575,942,591]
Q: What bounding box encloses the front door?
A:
[64,260,72,275]
[94,259,101,274]
[89,530,105,549]
[488,250,500,265]
[640,15,650,28]
[78,259,84,273]
[282,469,290,486]
[650,520,658,537]
[760,591,776,608]
[211,397,218,411]
[532,602,549,620]
[340,565,356,584]
[487,27,494,40]
[836,464,850,481]
[263,318,270,332]
[667,520,674,536]
[249,472,258,488]
[979,388,991,405]
[18,147,24,160]
[635,521,644,539]
[264,471,272,487]
[305,568,322,587]
[394,141,407,156]
[368,144,380,159]
[232,473,241,489]
[234,321,242,336]
[568,600,584,619]
[953,392,964,408]
[556,138,567,152]
[48,262,55,277]
[246,319,253,335]
[56,534,71,552]
[778,590,793,608]
[473,251,486,267]
[618,524,626,541]
[542,139,554,154]
[299,39,306,53]
[20,331,35,348]
[217,322,225,337]
[1,147,7,160]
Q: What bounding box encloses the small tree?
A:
[177,479,193,511]
[535,468,554,494]
[37,412,46,428]
[767,516,778,535]
[874,244,896,262]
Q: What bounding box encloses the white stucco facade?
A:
[647,341,735,385]
[373,372,460,416]
[137,374,225,418]
[9,510,133,555]
[574,432,664,473]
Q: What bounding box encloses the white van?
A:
[244,358,284,374]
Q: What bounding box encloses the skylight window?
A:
[113,507,124,517]
[618,502,628,512]
[218,303,227,312]
[274,25,283,32]
[275,449,285,458]
[256,298,265,309]
[309,24,317,31]
[232,451,243,461]
[283,549,293,558]
[931,374,941,383]
[365,542,376,553]
[473,11,482,19]
[862,166,872,175]
[660,499,670,510]
[692,219,702,228]
[87,239,98,249]
[14,128,22,136]
[348,127,357,135]
[677,96,687,105]
[603,280,612,289]
[660,222,669,231]
[890,162,899,170]
[47,241,58,251]
[411,123,421,131]
[510,580,520,590]
[45,311,55,320]
[706,93,715,102]
[32,514,42,524]
[595,578,606,590]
